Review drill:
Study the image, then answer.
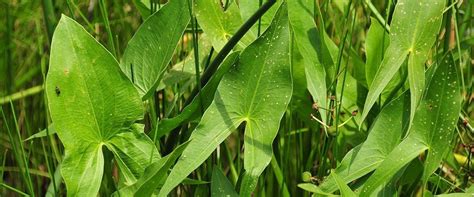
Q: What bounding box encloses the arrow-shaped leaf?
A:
[361,0,446,126]
[46,15,159,196]
[158,4,292,196]
[360,54,462,196]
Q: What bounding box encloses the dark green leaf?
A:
[211,168,238,197]
[360,54,462,196]
[158,4,291,196]
[361,0,446,126]
[194,0,254,51]
[46,15,158,196]
[120,0,190,99]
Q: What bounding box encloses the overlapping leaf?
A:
[158,4,291,196]
[319,54,461,195]
[239,0,282,35]
[361,0,446,126]
[365,18,408,105]
[319,92,410,193]
[288,0,335,127]
[152,52,239,139]
[211,168,239,197]
[194,0,255,51]
[115,141,189,196]
[360,55,461,196]
[120,0,190,99]
[46,16,159,196]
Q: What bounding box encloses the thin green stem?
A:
[0,183,30,196]
[0,86,44,105]
[364,0,390,32]
[99,0,117,58]
[42,0,57,42]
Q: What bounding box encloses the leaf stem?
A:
[364,0,390,32]
[0,86,44,105]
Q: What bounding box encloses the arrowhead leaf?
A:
[46,15,159,196]
[158,4,292,196]
[361,0,446,126]
[360,54,462,196]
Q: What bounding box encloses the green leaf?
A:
[157,34,213,91]
[288,0,334,125]
[361,0,446,126]
[331,170,357,197]
[194,0,254,51]
[25,124,56,141]
[153,52,239,139]
[60,143,104,196]
[365,17,389,86]
[105,130,160,186]
[46,15,158,196]
[115,141,190,196]
[319,92,410,193]
[365,17,408,105]
[211,168,238,197]
[238,0,282,35]
[360,54,462,196]
[158,4,291,196]
[298,183,336,196]
[120,0,190,99]
[132,0,152,19]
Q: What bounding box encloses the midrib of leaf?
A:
[407,4,422,53]
[360,56,459,195]
[245,119,259,169]
[360,0,445,125]
[209,1,227,39]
